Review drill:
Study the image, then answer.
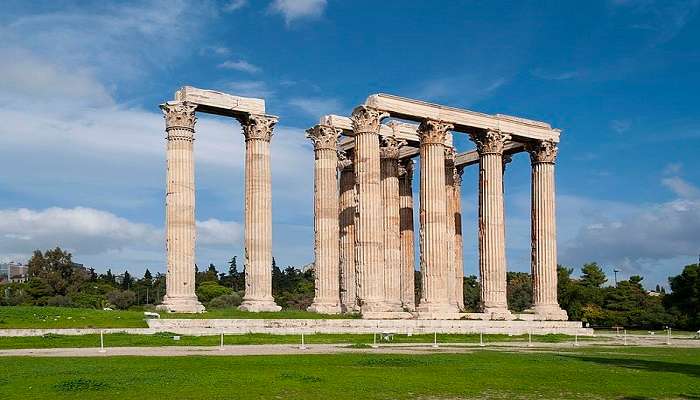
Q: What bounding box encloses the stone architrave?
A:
[398,159,416,311]
[380,136,406,312]
[158,101,205,313]
[416,119,460,317]
[338,151,359,312]
[527,140,568,320]
[238,114,282,312]
[453,166,465,310]
[470,129,512,319]
[444,147,458,309]
[306,125,342,314]
[350,106,391,314]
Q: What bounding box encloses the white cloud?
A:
[662,176,700,198]
[269,0,327,25]
[225,80,275,97]
[414,75,508,104]
[200,46,231,56]
[218,59,261,74]
[223,0,248,12]
[288,97,343,116]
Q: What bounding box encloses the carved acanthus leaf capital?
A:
[527,140,558,164]
[239,114,278,142]
[306,124,340,151]
[350,106,389,135]
[417,119,453,145]
[444,147,456,163]
[379,136,406,159]
[454,166,465,186]
[398,159,414,181]
[337,150,353,171]
[161,101,197,132]
[469,129,511,155]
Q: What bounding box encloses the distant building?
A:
[0,262,29,284]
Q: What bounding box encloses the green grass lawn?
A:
[0,306,356,329]
[0,332,588,349]
[0,347,698,399]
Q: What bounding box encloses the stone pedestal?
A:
[351,106,391,314]
[380,137,406,312]
[453,166,465,311]
[238,114,281,312]
[416,119,460,317]
[470,129,511,318]
[307,125,342,314]
[338,151,359,313]
[527,140,567,320]
[398,159,416,311]
[158,101,205,313]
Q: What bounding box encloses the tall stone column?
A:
[238,114,281,312]
[528,140,568,320]
[453,166,465,310]
[417,119,459,317]
[470,129,512,318]
[307,125,342,314]
[158,101,205,313]
[338,151,358,312]
[380,137,406,311]
[444,148,458,309]
[351,106,391,314]
[399,159,416,311]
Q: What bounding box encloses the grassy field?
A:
[0,332,588,349]
[0,346,698,399]
[0,306,356,329]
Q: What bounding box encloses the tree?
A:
[27,247,78,296]
[580,262,607,288]
[107,290,136,310]
[196,281,233,303]
[462,275,480,312]
[507,272,532,312]
[665,264,700,329]
[120,270,133,290]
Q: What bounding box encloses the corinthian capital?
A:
[239,114,278,142]
[337,150,353,171]
[527,140,558,164]
[306,124,340,151]
[350,106,389,135]
[379,136,406,159]
[469,129,511,155]
[417,119,453,145]
[161,101,197,131]
[399,159,415,181]
[454,166,464,186]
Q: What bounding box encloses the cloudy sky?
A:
[1,0,698,289]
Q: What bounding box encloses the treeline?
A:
[1,248,698,330]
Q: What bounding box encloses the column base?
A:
[307,302,342,314]
[416,301,460,319]
[238,298,282,312]
[481,307,514,320]
[340,303,361,314]
[156,296,205,313]
[360,300,393,314]
[526,305,569,321]
[402,301,416,312]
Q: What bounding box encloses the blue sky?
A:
[1,0,698,289]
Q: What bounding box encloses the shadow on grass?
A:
[560,354,700,379]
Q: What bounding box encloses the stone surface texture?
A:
[338,151,359,312]
[398,159,416,311]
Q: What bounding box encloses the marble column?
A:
[528,140,568,320]
[470,129,512,318]
[398,159,416,311]
[417,119,459,316]
[338,151,359,312]
[380,137,406,311]
[307,125,342,314]
[158,101,205,313]
[238,114,281,312]
[453,166,465,311]
[351,106,390,313]
[444,148,458,309]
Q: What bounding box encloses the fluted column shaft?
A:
[338,152,358,312]
[159,102,204,313]
[471,129,511,316]
[445,149,457,308]
[238,114,281,312]
[399,160,416,311]
[529,140,567,319]
[453,167,465,310]
[380,137,405,311]
[417,119,458,315]
[351,106,390,313]
[307,125,341,314]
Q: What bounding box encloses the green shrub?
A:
[46,295,73,307]
[106,290,136,310]
[208,293,242,309]
[196,282,232,303]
